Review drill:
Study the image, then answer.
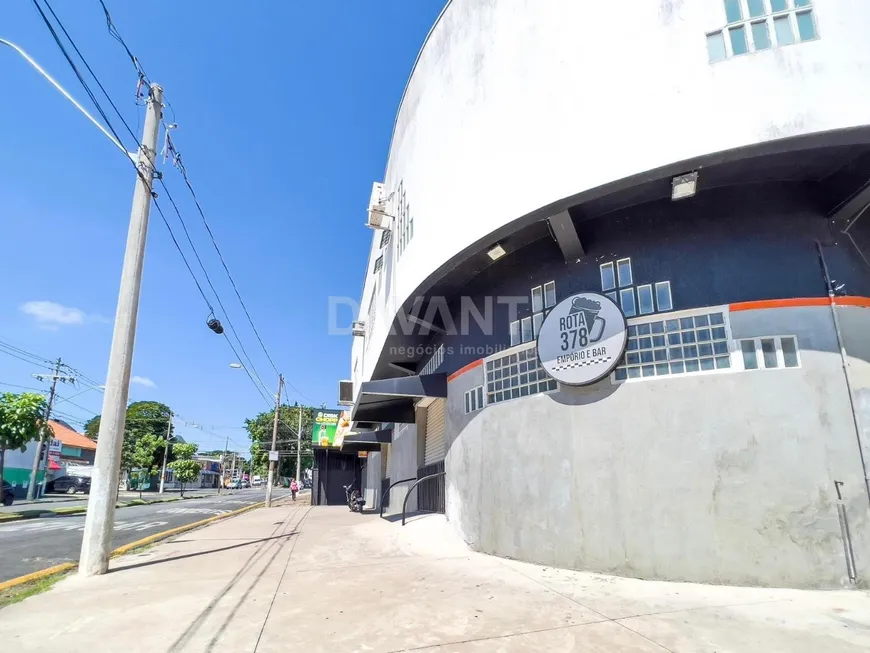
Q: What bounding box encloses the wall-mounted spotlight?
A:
[487,244,507,261]
[671,171,699,201]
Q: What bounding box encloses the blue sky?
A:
[0,0,445,454]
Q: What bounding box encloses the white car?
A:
[251,476,262,487]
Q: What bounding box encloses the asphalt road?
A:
[0,488,226,514]
[0,487,289,582]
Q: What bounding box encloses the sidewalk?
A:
[1,501,868,652]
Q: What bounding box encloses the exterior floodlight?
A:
[351,321,366,337]
[487,244,507,260]
[672,171,699,200]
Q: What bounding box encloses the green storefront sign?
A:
[312,409,351,448]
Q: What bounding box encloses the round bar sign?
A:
[536,292,627,385]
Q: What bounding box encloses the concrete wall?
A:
[445,304,870,588]
[352,0,870,385]
[386,423,419,514]
[835,304,870,496]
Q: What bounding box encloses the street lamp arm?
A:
[0,37,133,160]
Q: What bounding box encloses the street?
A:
[0,487,287,582]
[0,487,228,514]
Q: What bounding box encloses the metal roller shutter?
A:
[424,399,446,465]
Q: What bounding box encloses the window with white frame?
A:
[379,229,391,248]
[600,258,673,318]
[510,281,557,345]
[739,335,800,370]
[613,310,732,381]
[707,0,818,63]
[421,344,445,375]
[464,386,485,414]
[486,344,557,405]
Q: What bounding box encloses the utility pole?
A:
[219,435,228,494]
[295,403,302,484]
[265,374,283,507]
[27,358,73,500]
[79,83,163,577]
[158,411,173,493]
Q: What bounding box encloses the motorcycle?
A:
[343,483,366,513]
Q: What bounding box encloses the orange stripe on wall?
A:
[729,296,870,312]
[448,359,482,382]
[729,297,831,312]
[834,296,870,308]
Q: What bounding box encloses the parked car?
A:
[2,480,13,506]
[241,479,251,488]
[226,479,241,489]
[251,476,262,487]
[303,479,312,490]
[52,476,91,495]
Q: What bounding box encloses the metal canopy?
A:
[341,428,393,453]
[351,373,448,425]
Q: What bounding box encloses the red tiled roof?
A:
[49,420,97,450]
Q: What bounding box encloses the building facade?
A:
[347,0,870,589]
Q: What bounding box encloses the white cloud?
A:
[19,301,107,330]
[131,376,157,389]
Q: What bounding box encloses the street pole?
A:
[26,358,63,500]
[295,403,302,484]
[219,435,228,494]
[79,83,163,577]
[265,374,283,507]
[158,411,172,493]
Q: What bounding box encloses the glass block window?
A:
[464,386,484,414]
[613,310,732,381]
[708,0,818,62]
[739,336,800,369]
[379,229,392,248]
[421,344,445,375]
[372,255,383,274]
[486,345,557,405]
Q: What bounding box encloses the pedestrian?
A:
[290,478,298,501]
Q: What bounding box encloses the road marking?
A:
[157,508,230,516]
[0,519,169,534]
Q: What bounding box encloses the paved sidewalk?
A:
[1,501,868,652]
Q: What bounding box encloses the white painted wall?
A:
[351,0,870,382]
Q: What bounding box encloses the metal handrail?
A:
[380,477,416,518]
[402,471,446,526]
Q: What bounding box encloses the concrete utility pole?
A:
[27,358,73,500]
[265,374,283,507]
[158,411,173,493]
[295,403,302,484]
[219,435,228,494]
[79,83,163,577]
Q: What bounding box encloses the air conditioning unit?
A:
[351,321,366,337]
[366,182,391,230]
[338,380,354,406]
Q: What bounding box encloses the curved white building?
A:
[342,0,870,589]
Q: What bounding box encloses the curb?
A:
[111,501,265,557]
[0,501,265,594]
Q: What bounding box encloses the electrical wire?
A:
[0,338,55,365]
[34,0,296,411]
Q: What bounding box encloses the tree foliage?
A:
[168,442,200,496]
[0,392,51,484]
[84,401,174,473]
[245,404,314,479]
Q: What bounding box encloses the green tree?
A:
[168,442,200,497]
[84,401,174,475]
[245,403,314,480]
[0,392,51,486]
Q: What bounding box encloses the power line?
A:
[34,1,291,411]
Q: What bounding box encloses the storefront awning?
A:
[351,373,447,426]
[340,428,393,453]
